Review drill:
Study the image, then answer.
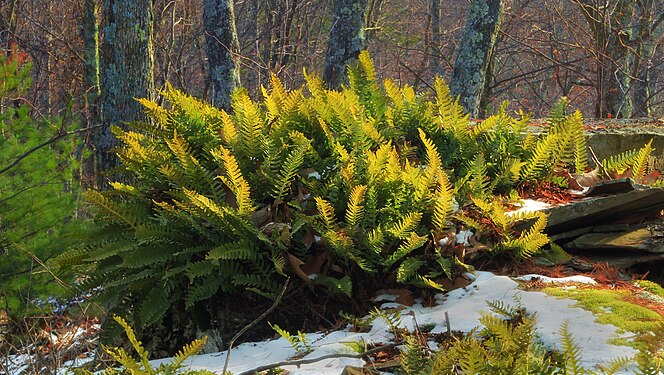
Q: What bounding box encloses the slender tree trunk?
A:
[449,0,504,118]
[323,0,368,89]
[83,0,100,110]
[34,1,51,114]
[429,0,441,77]
[97,0,154,182]
[204,0,241,111]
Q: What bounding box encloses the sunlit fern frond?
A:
[345,184,367,228]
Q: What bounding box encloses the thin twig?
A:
[222,277,290,375]
[237,342,399,375]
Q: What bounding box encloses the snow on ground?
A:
[506,198,552,216]
[151,272,639,374]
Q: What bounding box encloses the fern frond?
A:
[315,197,337,231]
[568,110,589,173]
[384,232,427,268]
[560,320,587,375]
[632,139,654,178]
[213,146,255,215]
[170,337,208,369]
[345,184,367,228]
[272,140,308,201]
[139,287,170,326]
[396,257,426,283]
[387,212,423,239]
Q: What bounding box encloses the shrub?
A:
[59,52,616,339]
[0,49,80,317]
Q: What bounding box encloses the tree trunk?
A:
[429,0,441,77]
[204,0,241,111]
[323,0,368,89]
[97,0,154,182]
[83,0,99,113]
[449,0,503,118]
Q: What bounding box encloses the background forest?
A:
[0,0,663,371]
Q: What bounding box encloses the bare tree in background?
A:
[324,0,368,89]
[204,0,240,111]
[97,0,154,182]
[449,0,504,117]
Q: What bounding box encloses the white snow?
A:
[506,198,551,216]
[149,272,639,374]
[515,274,598,284]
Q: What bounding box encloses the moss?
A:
[635,280,664,297]
[543,286,663,349]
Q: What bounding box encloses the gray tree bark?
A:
[449,0,503,118]
[97,0,154,180]
[204,0,241,111]
[323,0,368,89]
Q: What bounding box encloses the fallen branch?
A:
[237,342,399,375]
[222,277,290,375]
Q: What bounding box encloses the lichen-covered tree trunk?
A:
[449,0,503,118]
[323,0,368,89]
[97,0,154,182]
[204,0,240,111]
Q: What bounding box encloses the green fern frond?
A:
[272,140,308,201]
[396,257,426,283]
[560,320,588,375]
[186,278,223,308]
[139,287,170,326]
[384,232,427,268]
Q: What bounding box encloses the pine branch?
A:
[0,124,102,175]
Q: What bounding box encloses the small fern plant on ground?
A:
[75,316,218,375]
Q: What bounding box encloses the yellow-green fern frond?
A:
[111,315,150,368]
[384,79,404,109]
[568,110,589,173]
[213,146,255,215]
[137,97,169,129]
[220,110,237,145]
[433,172,455,231]
[433,76,470,134]
[387,212,423,239]
[170,337,208,370]
[632,139,653,178]
[346,185,367,228]
[272,141,308,201]
[419,128,442,180]
[315,197,337,231]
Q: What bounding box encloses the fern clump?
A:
[60,52,596,344]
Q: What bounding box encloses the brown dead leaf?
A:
[439,276,471,291]
[286,252,310,282]
[300,252,329,276]
[568,167,601,189]
[375,288,416,306]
